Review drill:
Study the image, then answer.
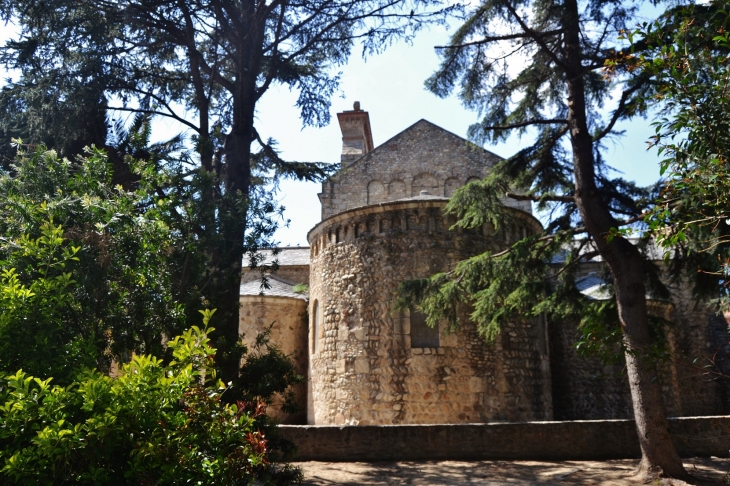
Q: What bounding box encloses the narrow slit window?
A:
[312,300,320,354]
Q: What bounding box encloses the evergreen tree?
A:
[401,0,697,479]
[0,1,141,185]
[0,0,455,384]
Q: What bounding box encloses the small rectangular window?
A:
[410,309,439,348]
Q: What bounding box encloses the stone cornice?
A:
[308,198,543,244]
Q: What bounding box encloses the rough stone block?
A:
[354,358,370,374]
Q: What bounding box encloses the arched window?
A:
[312,300,320,354]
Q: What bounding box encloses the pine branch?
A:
[548,239,596,280]
[107,106,199,131]
[482,119,569,130]
[255,2,288,101]
[253,128,285,162]
[500,0,567,70]
[593,81,645,142]
[253,128,335,181]
[505,192,575,203]
[615,214,644,227]
[489,222,651,264]
[434,29,563,49]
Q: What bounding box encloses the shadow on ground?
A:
[295,458,729,485]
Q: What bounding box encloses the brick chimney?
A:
[337,101,373,164]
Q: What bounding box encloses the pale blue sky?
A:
[1,18,663,247]
[255,25,662,246]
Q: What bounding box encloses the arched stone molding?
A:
[412,173,439,196]
[367,180,386,204]
[388,179,407,201]
[444,177,461,197]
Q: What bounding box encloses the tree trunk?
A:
[561,0,688,479]
[216,123,251,385]
[213,6,266,384]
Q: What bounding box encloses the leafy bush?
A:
[0,310,301,485]
[234,325,305,420]
[0,143,191,382]
[0,143,303,483]
[0,219,97,382]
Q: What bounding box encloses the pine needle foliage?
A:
[400,0,716,475]
[396,0,689,349]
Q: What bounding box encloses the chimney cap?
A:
[337,103,373,159]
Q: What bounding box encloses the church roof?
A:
[575,273,611,300]
[239,274,308,300]
[575,272,670,304]
[551,238,670,264]
[243,247,310,267]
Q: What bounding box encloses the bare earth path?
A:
[296,458,729,485]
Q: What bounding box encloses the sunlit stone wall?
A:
[307,198,551,425]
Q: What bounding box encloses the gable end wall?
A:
[319,120,531,219]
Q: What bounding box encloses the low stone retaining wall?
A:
[279,416,730,461]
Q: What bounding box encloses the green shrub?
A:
[0,219,99,383]
[0,143,191,382]
[0,310,301,485]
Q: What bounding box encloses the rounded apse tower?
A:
[239,250,310,424]
[306,194,552,425]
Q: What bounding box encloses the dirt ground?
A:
[295,457,730,485]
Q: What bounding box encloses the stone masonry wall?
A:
[550,262,730,420]
[664,275,730,416]
[279,416,730,461]
[307,199,551,425]
[239,296,308,424]
[318,120,531,220]
[549,317,634,420]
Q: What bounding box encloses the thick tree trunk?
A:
[561,0,688,479]
[213,5,266,385]
[216,123,251,384]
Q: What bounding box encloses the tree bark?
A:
[214,2,267,384]
[216,125,251,384]
[561,0,688,479]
